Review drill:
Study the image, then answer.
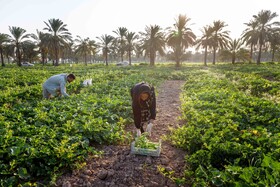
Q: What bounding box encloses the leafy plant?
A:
[135,132,158,149]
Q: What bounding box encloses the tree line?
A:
[0,10,280,67]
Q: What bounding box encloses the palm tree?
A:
[43,18,72,66]
[241,20,259,63]
[125,31,138,65]
[22,41,39,63]
[219,38,250,64]
[253,10,280,64]
[267,28,280,62]
[210,20,230,64]
[97,34,114,66]
[30,30,49,65]
[166,14,196,67]
[88,40,98,63]
[0,33,10,66]
[135,43,144,61]
[74,36,90,65]
[8,26,30,66]
[228,38,242,64]
[74,36,97,65]
[61,41,75,64]
[195,25,214,66]
[113,27,128,62]
[3,44,14,64]
[139,25,165,66]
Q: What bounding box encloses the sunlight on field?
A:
[1,63,280,186]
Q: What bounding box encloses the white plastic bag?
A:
[146,123,153,136]
[83,78,92,86]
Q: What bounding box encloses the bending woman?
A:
[130,82,156,136]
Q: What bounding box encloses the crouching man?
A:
[42,73,75,99]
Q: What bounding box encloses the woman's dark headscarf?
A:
[131,82,152,105]
[130,82,156,131]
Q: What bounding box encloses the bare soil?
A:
[56,80,189,187]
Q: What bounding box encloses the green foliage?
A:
[135,132,158,149]
[2,63,280,186]
[0,64,189,186]
[169,64,280,186]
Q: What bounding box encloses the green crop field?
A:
[1,63,280,186]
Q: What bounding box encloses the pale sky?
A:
[0,0,279,40]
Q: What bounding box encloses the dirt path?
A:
[56,80,188,187]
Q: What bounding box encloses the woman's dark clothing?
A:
[130,82,156,133]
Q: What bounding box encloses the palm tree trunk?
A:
[105,52,108,66]
[55,45,59,66]
[204,47,208,66]
[0,48,5,66]
[16,44,21,66]
[121,52,124,62]
[212,47,216,65]
[249,44,253,63]
[257,33,263,65]
[150,53,155,66]
[175,46,182,67]
[232,54,236,64]
[257,44,262,65]
[84,53,87,66]
[150,49,155,66]
[271,48,275,62]
[128,50,131,65]
[41,50,45,65]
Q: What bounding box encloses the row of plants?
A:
[169,64,280,186]
[0,63,191,186]
[3,62,279,186]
